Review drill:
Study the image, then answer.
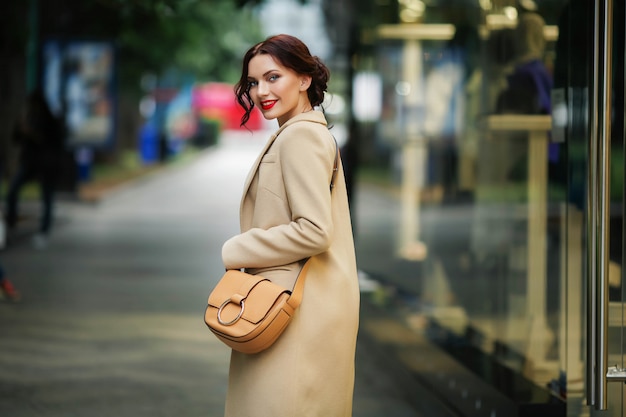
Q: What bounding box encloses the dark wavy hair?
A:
[234,34,330,126]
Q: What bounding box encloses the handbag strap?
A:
[286,258,312,309]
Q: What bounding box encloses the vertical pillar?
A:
[377,24,455,260]
[399,38,427,260]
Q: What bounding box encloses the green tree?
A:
[38,0,263,93]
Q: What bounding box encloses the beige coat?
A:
[221,111,360,417]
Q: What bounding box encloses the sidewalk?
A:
[0,132,454,417]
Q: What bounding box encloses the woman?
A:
[221,34,360,417]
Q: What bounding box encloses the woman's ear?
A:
[299,76,312,91]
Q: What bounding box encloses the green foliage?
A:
[111,0,263,90]
[36,0,263,94]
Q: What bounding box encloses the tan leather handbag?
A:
[204,260,311,354]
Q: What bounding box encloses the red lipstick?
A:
[261,100,277,110]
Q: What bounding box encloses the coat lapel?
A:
[238,111,328,216]
[240,131,278,201]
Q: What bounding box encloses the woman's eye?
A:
[268,75,279,82]
[248,81,258,88]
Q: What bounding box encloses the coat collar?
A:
[240,111,327,200]
[275,110,328,134]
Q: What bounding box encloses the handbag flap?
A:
[208,270,291,324]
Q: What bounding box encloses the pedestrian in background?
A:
[222,34,359,417]
[6,89,64,249]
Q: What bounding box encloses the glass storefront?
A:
[352,1,626,416]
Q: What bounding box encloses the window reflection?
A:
[355,2,569,405]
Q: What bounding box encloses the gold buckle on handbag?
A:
[217,299,245,326]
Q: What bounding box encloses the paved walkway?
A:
[0,130,448,417]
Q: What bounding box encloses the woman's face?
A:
[247,53,312,126]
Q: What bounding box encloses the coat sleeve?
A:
[222,124,336,269]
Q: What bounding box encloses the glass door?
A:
[558,0,626,415]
